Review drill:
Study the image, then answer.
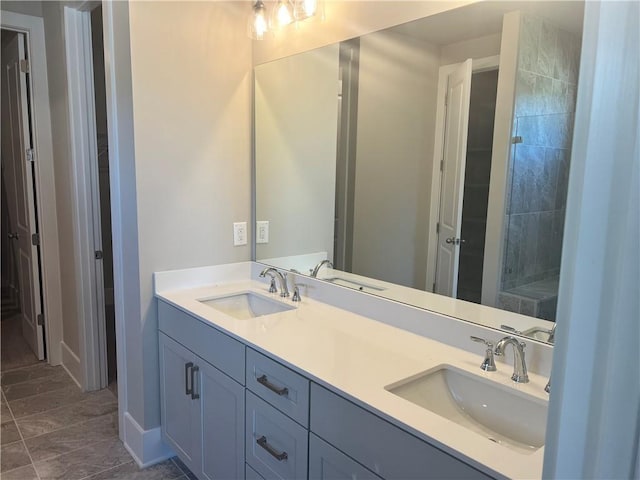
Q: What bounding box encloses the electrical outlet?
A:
[233,222,247,246]
[256,221,269,244]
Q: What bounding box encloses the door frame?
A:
[63,4,108,391]
[0,11,63,366]
[425,55,500,294]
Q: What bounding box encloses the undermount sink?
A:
[199,292,295,320]
[385,365,548,454]
[323,276,386,292]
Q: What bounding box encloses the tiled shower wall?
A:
[501,13,580,292]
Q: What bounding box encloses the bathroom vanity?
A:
[155,263,551,480]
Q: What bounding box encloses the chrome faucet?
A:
[310,259,333,278]
[494,336,529,383]
[259,267,289,297]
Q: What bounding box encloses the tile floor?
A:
[1,316,196,480]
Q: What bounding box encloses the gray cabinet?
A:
[159,302,245,480]
[246,390,309,480]
[309,433,382,480]
[310,383,492,480]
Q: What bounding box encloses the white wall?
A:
[440,32,501,65]
[352,31,439,289]
[125,1,252,430]
[255,44,339,262]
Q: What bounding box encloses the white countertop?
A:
[155,274,548,480]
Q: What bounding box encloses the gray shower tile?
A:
[521,213,539,279]
[33,437,131,480]
[83,459,184,480]
[9,384,88,418]
[535,74,555,116]
[498,293,521,314]
[1,420,21,445]
[2,370,76,402]
[16,394,118,439]
[519,14,541,72]
[554,29,573,82]
[537,19,558,77]
[0,441,30,472]
[520,298,537,317]
[0,464,39,480]
[25,412,118,462]
[515,70,537,117]
[1,363,63,388]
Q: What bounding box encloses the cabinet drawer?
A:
[309,433,382,480]
[246,463,265,480]
[246,390,309,480]
[158,300,245,384]
[310,383,492,480]
[246,348,310,426]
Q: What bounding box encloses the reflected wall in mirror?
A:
[255,1,584,344]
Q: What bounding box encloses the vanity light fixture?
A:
[294,0,323,20]
[270,0,295,29]
[248,0,322,40]
[248,0,269,41]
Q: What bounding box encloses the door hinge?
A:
[19,59,30,73]
[31,233,40,246]
[95,250,103,260]
[436,222,440,234]
[444,92,448,106]
[440,159,444,171]
[432,283,436,293]
[37,313,44,326]
[511,136,523,144]
[26,148,35,163]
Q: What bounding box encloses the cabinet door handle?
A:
[256,435,288,461]
[190,365,200,400]
[256,374,289,396]
[185,362,193,396]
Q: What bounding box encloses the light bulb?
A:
[295,0,318,19]
[270,0,294,29]
[248,1,268,40]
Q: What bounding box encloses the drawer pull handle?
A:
[190,365,200,400]
[185,362,193,396]
[257,374,289,396]
[256,435,288,461]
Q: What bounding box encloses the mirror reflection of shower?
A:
[497,14,580,322]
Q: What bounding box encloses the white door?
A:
[434,59,472,298]
[1,32,45,359]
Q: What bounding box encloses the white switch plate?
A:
[256,221,269,244]
[233,222,247,246]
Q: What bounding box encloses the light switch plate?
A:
[256,221,269,244]
[233,222,247,246]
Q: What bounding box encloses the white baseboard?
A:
[60,341,82,389]
[123,412,174,468]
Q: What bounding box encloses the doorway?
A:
[1,28,46,368]
[433,61,499,301]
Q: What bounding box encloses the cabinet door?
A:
[309,433,382,480]
[159,333,201,473]
[199,360,245,480]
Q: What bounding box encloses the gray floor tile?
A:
[0,463,39,480]
[2,370,76,402]
[33,437,132,480]
[9,384,88,418]
[1,420,21,445]
[0,441,31,473]
[83,459,184,480]
[17,392,117,439]
[25,412,118,462]
[1,363,63,387]
[1,396,12,423]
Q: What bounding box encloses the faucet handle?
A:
[470,336,497,372]
[268,277,278,294]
